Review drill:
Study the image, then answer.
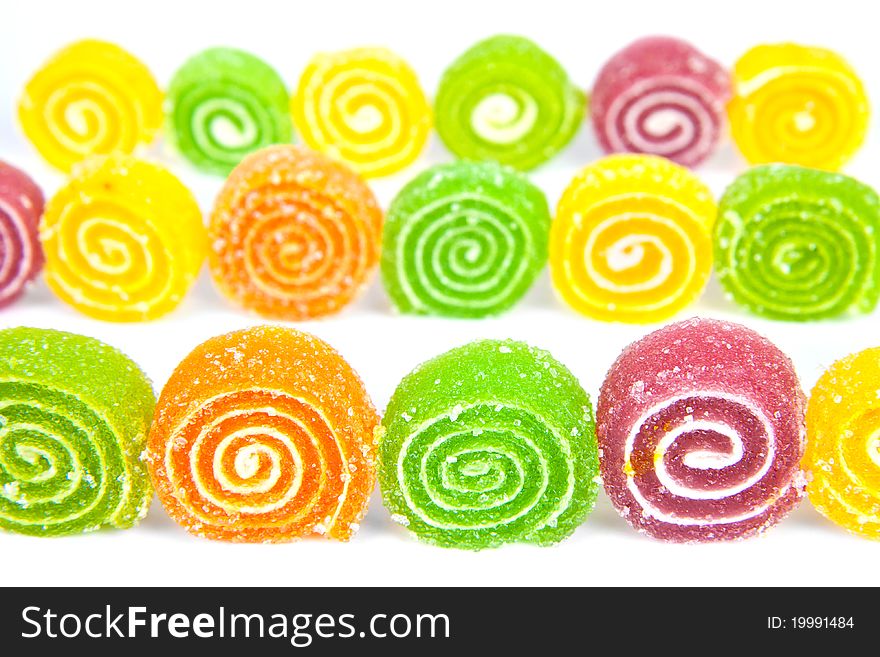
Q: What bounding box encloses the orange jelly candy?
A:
[146,326,379,542]
[209,145,383,319]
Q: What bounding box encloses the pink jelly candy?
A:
[590,36,731,167]
[0,161,44,308]
[597,317,806,542]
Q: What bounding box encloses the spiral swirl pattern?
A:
[41,155,207,322]
[434,35,584,171]
[0,162,44,309]
[728,43,869,170]
[0,328,154,536]
[147,326,379,542]
[550,155,716,323]
[598,318,806,542]
[18,40,162,172]
[381,162,549,317]
[210,145,383,319]
[591,36,731,167]
[806,348,880,539]
[292,47,431,178]
[166,48,292,175]
[715,165,880,321]
[380,339,598,549]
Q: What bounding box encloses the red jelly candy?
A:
[0,161,44,308]
[590,36,731,167]
[597,317,806,542]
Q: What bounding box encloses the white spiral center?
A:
[471,93,537,144]
[195,100,258,149]
[604,76,718,161]
[349,104,384,133]
[624,392,777,525]
[584,213,684,295]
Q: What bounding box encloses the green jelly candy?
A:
[166,47,292,175]
[0,327,155,536]
[380,339,598,549]
[381,161,550,317]
[715,164,880,320]
[434,35,584,171]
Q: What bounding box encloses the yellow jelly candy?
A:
[41,155,207,321]
[291,47,431,177]
[805,348,880,539]
[728,43,869,171]
[19,40,163,172]
[550,154,715,323]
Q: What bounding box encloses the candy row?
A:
[18,36,870,177]
[3,145,878,322]
[0,318,876,547]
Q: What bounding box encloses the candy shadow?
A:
[348,274,393,317]
[700,142,747,179]
[139,496,184,534]
[556,122,605,171]
[697,275,744,318]
[358,489,416,545]
[785,499,841,532]
[421,133,455,167]
[177,268,222,313]
[576,494,636,539]
[520,269,561,311]
[20,277,57,308]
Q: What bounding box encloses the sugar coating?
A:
[292,47,431,178]
[728,43,869,171]
[166,47,292,176]
[40,154,207,322]
[146,325,379,542]
[0,161,45,308]
[715,164,880,321]
[209,145,383,320]
[380,339,598,549]
[434,35,584,171]
[381,161,550,317]
[550,154,716,323]
[18,39,162,172]
[597,317,806,542]
[0,327,155,536]
[806,348,880,539]
[591,36,731,167]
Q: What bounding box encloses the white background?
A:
[2,0,879,587]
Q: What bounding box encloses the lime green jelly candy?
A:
[379,339,599,549]
[381,161,550,317]
[715,165,880,321]
[0,327,155,536]
[434,35,584,171]
[166,47,292,175]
